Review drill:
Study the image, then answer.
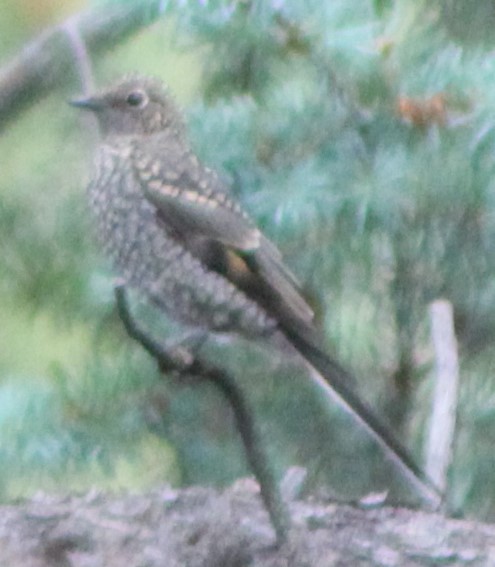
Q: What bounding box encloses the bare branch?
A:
[114,284,291,544]
[0,0,165,132]
[425,299,460,494]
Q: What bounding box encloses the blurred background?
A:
[2,0,495,520]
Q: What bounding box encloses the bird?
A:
[70,75,440,506]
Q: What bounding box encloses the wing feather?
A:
[133,144,314,330]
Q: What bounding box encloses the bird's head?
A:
[70,76,185,138]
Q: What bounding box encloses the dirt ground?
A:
[0,476,493,567]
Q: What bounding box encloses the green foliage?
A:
[0,351,179,499]
[3,0,495,518]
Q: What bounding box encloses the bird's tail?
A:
[282,327,442,508]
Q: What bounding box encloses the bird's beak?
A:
[68,96,104,112]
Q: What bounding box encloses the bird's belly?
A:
[88,184,275,338]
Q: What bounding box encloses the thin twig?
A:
[197,362,291,543]
[0,0,166,132]
[114,284,291,544]
[63,19,99,146]
[63,20,94,95]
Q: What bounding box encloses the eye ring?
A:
[126,90,148,108]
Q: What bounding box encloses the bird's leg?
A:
[162,329,209,368]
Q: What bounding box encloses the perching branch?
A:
[0,0,166,132]
[114,284,291,544]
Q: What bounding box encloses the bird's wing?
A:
[131,141,442,506]
[132,149,314,327]
[138,169,262,250]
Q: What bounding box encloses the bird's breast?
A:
[87,144,168,286]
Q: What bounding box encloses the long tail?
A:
[283,328,442,508]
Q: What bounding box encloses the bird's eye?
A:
[126,90,147,108]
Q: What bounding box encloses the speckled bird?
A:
[71,76,440,505]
